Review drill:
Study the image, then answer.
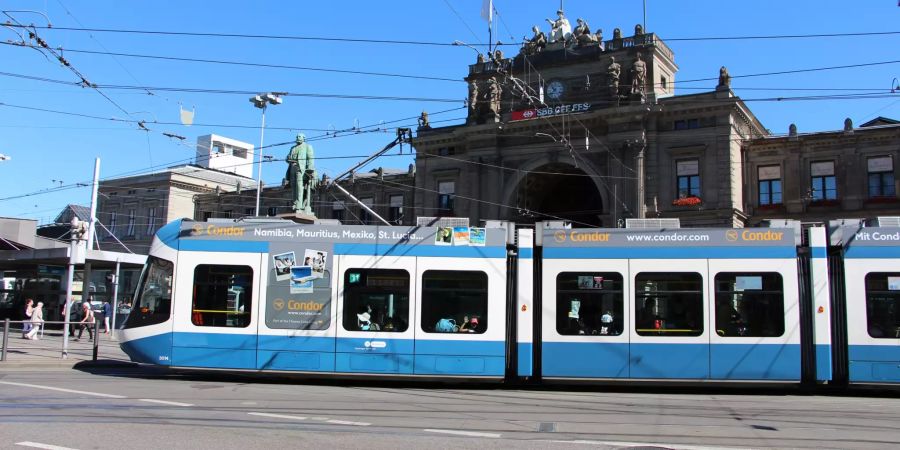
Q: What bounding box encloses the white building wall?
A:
[196,134,255,179]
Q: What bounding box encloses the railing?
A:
[1,318,103,362]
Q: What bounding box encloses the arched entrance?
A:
[508,163,604,227]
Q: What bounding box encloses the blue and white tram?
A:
[121,219,512,379]
[828,223,900,384]
[535,226,825,382]
[120,217,900,386]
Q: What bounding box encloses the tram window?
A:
[635,272,703,337]
[865,273,900,339]
[191,265,253,328]
[714,272,785,337]
[342,269,410,332]
[556,272,624,336]
[123,256,173,329]
[421,270,488,334]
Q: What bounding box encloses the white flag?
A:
[480,0,492,23]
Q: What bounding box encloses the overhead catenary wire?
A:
[6,23,899,46]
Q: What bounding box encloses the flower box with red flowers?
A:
[672,196,701,207]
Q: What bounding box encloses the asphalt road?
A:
[1,366,900,450]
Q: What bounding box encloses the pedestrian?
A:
[25,302,44,340]
[22,298,34,338]
[102,300,112,333]
[75,301,95,341]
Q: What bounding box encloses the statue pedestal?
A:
[276,212,317,224]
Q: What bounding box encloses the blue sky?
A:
[1,0,898,224]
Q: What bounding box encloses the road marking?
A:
[0,381,125,399]
[138,399,194,407]
[248,412,308,421]
[423,429,501,438]
[546,440,750,450]
[326,419,371,426]
[16,442,77,450]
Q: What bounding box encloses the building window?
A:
[332,201,345,222]
[126,209,136,237]
[266,207,278,217]
[108,211,118,238]
[660,76,667,91]
[758,165,783,206]
[342,269,409,332]
[437,147,456,156]
[233,147,248,159]
[810,161,837,201]
[437,181,455,215]
[146,207,157,235]
[191,264,253,328]
[673,119,700,131]
[676,159,701,198]
[867,156,896,198]
[556,272,624,336]
[865,272,900,338]
[421,270,487,334]
[212,142,225,154]
[244,208,254,217]
[223,209,233,218]
[635,272,703,336]
[359,198,374,225]
[714,272,784,337]
[388,195,404,224]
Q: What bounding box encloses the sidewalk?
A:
[1,327,135,369]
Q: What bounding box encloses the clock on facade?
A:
[546,80,565,100]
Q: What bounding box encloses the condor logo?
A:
[273,299,285,311]
[191,224,204,235]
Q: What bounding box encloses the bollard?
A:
[92,318,100,361]
[1,319,8,362]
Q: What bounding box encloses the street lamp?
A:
[249,92,283,217]
[452,40,483,60]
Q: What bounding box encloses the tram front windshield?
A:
[123,256,173,329]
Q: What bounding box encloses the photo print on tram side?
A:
[342,268,410,332]
[557,272,624,336]
[272,251,296,281]
[265,243,333,330]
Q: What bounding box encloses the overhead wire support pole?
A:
[326,128,412,226]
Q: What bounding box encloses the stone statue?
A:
[613,28,622,40]
[789,123,798,136]
[523,25,547,55]
[417,111,430,129]
[476,53,485,64]
[631,52,647,96]
[844,117,853,131]
[607,56,621,97]
[493,49,504,61]
[718,66,731,89]
[486,78,501,117]
[467,80,478,118]
[285,133,317,214]
[634,23,644,37]
[574,18,595,47]
[545,10,571,43]
[595,29,604,49]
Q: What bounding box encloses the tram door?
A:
[412,256,508,377]
[540,259,630,379]
[844,261,900,382]
[334,254,417,374]
[628,259,710,379]
[171,251,263,370]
